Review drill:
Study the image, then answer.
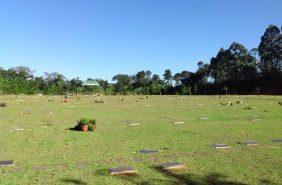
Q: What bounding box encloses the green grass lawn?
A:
[0,95,281,185]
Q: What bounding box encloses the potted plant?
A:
[78,118,89,132]
[88,119,97,131]
[75,118,97,132]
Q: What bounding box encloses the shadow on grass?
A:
[260,178,278,185]
[68,126,80,131]
[151,166,247,185]
[94,168,172,185]
[104,166,248,185]
[61,178,87,185]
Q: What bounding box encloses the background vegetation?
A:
[1,25,281,95]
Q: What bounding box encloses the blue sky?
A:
[1,0,281,81]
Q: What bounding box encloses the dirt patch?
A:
[95,160,109,165]
[114,157,126,164]
[147,156,162,163]
[53,163,69,170]
[32,165,49,171]
[75,161,90,168]
[160,154,178,161]
[131,157,145,163]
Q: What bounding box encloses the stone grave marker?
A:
[120,120,131,124]
[174,121,184,124]
[272,138,282,143]
[159,162,185,171]
[10,128,24,132]
[211,144,231,149]
[108,166,137,175]
[139,149,159,154]
[0,160,15,167]
[130,122,140,126]
[242,141,259,146]
[200,117,209,120]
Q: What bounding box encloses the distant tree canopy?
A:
[0,25,281,95]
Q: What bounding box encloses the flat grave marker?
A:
[211,144,231,149]
[139,149,159,154]
[159,162,186,171]
[0,160,15,167]
[120,120,131,124]
[272,138,282,143]
[53,163,69,170]
[108,166,137,175]
[75,161,89,168]
[200,117,209,120]
[32,165,48,171]
[241,141,259,146]
[131,157,144,163]
[130,123,140,126]
[174,121,184,124]
[10,128,24,132]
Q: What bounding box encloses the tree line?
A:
[0,24,281,95]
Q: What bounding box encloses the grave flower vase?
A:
[81,125,88,132]
[92,124,96,131]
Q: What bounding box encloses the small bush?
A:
[278,101,282,106]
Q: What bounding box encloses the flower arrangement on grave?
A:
[0,103,6,107]
[236,100,243,104]
[94,99,104,103]
[244,106,253,110]
[219,101,233,106]
[75,118,97,132]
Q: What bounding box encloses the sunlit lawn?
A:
[0,95,281,184]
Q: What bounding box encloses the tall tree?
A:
[173,73,181,85]
[112,74,131,94]
[145,70,152,79]
[209,42,258,92]
[258,25,282,74]
[163,69,172,85]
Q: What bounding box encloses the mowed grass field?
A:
[0,95,281,185]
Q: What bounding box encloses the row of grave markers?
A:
[109,162,185,175]
[109,138,282,175]
[212,138,282,149]
[1,135,281,177]
[1,138,281,175]
[109,149,186,175]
